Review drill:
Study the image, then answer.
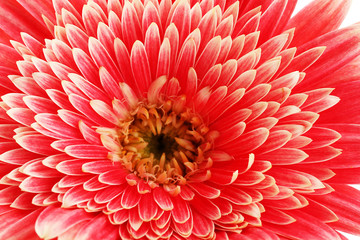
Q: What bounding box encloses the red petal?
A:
[74,215,119,240]
[220,186,252,205]
[130,41,152,94]
[287,0,351,46]
[121,186,141,209]
[171,196,190,223]
[264,210,341,240]
[138,192,158,221]
[65,144,108,159]
[192,210,214,238]
[153,187,174,211]
[190,195,221,220]
[35,206,91,239]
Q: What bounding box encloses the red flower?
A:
[0,0,359,239]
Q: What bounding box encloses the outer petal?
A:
[287,0,351,46]
[35,206,92,239]
[0,1,52,41]
[318,81,360,124]
[295,25,360,91]
[0,208,42,240]
[74,215,119,240]
[263,210,341,240]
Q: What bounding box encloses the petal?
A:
[188,182,221,199]
[319,81,360,124]
[138,192,158,221]
[121,185,141,209]
[15,134,57,155]
[190,195,221,220]
[287,0,351,46]
[264,210,341,240]
[65,144,108,159]
[153,187,174,211]
[62,185,95,207]
[258,0,287,43]
[130,41,152,94]
[192,210,214,238]
[74,215,119,240]
[296,25,360,90]
[121,1,142,48]
[0,208,42,240]
[0,1,50,41]
[171,196,190,223]
[35,206,91,239]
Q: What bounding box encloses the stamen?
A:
[159,153,166,170]
[175,137,196,152]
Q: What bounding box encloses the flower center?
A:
[144,133,177,160]
[98,96,217,187]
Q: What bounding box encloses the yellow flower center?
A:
[97,96,218,190]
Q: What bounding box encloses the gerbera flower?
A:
[0,0,360,239]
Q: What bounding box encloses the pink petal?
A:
[171,196,190,223]
[98,169,127,185]
[296,25,360,90]
[19,176,58,193]
[195,36,221,79]
[74,215,119,240]
[153,187,174,211]
[62,185,95,207]
[35,113,82,139]
[144,23,161,80]
[258,0,287,43]
[192,210,214,238]
[287,0,351,46]
[66,26,90,54]
[130,40,152,94]
[88,37,121,82]
[190,195,221,220]
[174,37,197,85]
[264,210,341,240]
[15,134,57,155]
[121,185,141,209]
[121,1,142,48]
[82,5,104,37]
[65,144,108,159]
[0,208,42,240]
[220,186,252,205]
[208,168,238,185]
[138,192,158,221]
[258,148,308,165]
[187,182,221,199]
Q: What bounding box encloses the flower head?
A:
[0,0,360,239]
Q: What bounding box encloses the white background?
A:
[292,1,360,240]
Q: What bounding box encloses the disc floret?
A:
[97,96,217,189]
